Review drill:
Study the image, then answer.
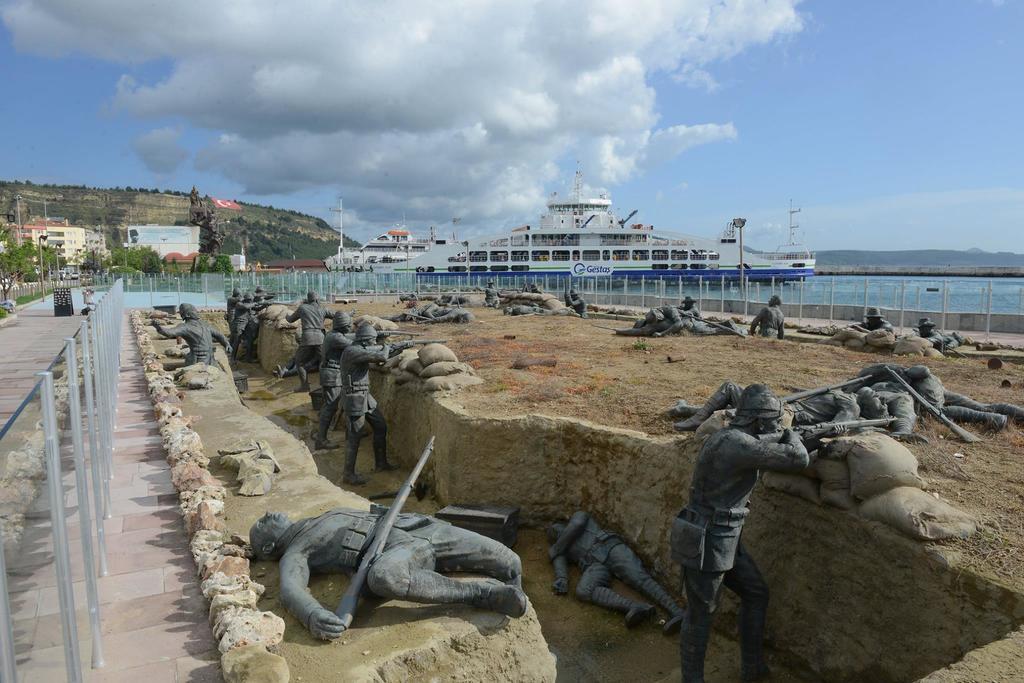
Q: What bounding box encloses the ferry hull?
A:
[388,267,814,281]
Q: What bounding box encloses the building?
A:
[85,229,110,260]
[126,225,199,259]
[263,258,329,272]
[19,220,88,264]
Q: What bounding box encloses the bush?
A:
[0,307,7,319]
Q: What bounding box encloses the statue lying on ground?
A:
[249,508,528,640]
[548,511,684,634]
[389,303,475,324]
[917,318,966,354]
[152,303,230,366]
[614,305,743,337]
[503,304,575,316]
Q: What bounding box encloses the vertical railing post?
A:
[0,529,18,683]
[79,320,108,576]
[985,280,993,341]
[38,370,84,682]
[899,280,907,336]
[829,276,836,323]
[863,276,869,314]
[941,280,949,331]
[720,277,725,315]
[798,278,804,325]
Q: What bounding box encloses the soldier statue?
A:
[280,291,328,392]
[548,511,685,634]
[226,287,242,323]
[616,306,683,336]
[673,384,839,682]
[563,285,588,318]
[230,292,253,358]
[338,323,396,485]
[152,303,231,366]
[917,318,966,353]
[249,508,528,640]
[313,311,355,451]
[860,307,893,332]
[749,295,785,339]
[679,296,701,319]
[483,280,500,308]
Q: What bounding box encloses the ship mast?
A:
[330,196,344,269]
[788,199,801,246]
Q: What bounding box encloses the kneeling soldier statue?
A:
[249,508,528,640]
[548,510,685,634]
[152,303,231,366]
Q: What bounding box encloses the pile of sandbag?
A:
[258,304,299,330]
[175,364,224,390]
[760,432,976,541]
[383,343,483,392]
[499,290,566,312]
[216,440,281,496]
[893,335,943,358]
[824,328,868,350]
[354,314,399,331]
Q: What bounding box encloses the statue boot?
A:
[990,403,1024,423]
[273,364,284,378]
[590,587,655,628]
[739,604,771,682]
[680,608,714,683]
[373,428,395,472]
[667,400,699,419]
[342,439,368,486]
[296,365,310,393]
[471,579,529,618]
[944,406,1007,431]
[314,412,336,451]
[634,579,686,635]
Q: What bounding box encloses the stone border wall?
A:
[129,311,290,682]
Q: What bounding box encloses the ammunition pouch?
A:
[670,513,706,570]
[672,506,748,572]
[338,515,378,568]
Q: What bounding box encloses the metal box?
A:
[435,504,520,548]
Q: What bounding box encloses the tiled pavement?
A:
[6,316,218,681]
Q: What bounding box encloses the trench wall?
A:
[370,371,1024,682]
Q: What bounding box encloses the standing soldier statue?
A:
[152,303,231,366]
[338,323,396,485]
[283,291,328,392]
[314,311,355,451]
[672,384,835,682]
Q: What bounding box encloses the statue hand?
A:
[552,578,568,595]
[895,432,929,445]
[225,345,233,356]
[826,424,847,437]
[307,607,347,640]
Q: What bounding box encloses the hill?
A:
[814,249,1024,267]
[0,180,359,262]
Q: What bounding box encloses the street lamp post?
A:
[38,234,49,295]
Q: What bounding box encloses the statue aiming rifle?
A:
[793,417,896,440]
[335,436,436,626]
[884,367,980,443]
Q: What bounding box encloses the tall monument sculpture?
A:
[189,186,225,256]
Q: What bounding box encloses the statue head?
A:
[681,296,696,310]
[856,387,888,419]
[905,365,932,382]
[232,288,241,297]
[250,511,292,560]
[546,522,566,545]
[354,322,378,345]
[918,318,936,333]
[569,288,578,296]
[306,290,318,304]
[243,292,254,303]
[178,303,200,321]
[332,311,352,332]
[865,306,883,320]
[254,287,265,296]
[487,280,495,287]
[732,383,783,434]
[768,295,782,307]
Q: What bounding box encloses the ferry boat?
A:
[327,173,814,280]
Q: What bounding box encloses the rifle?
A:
[694,315,746,338]
[781,376,869,404]
[375,329,423,337]
[387,339,448,356]
[794,417,895,438]
[334,436,435,627]
[884,367,980,443]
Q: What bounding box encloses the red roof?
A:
[163,252,198,263]
[265,259,328,271]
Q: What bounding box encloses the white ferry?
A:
[327,173,814,280]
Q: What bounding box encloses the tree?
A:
[106,245,163,274]
[213,254,233,274]
[0,233,38,300]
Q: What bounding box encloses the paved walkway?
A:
[0,307,83,428]
[7,317,217,681]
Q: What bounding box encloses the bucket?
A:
[310,387,324,411]
[233,372,249,393]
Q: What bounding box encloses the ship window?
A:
[690,250,707,261]
[435,240,447,245]
[469,251,487,262]
[448,266,467,272]
[632,250,649,261]
[470,265,488,272]
[552,250,570,262]
[582,250,600,261]
[490,251,508,262]
[652,263,669,270]
[671,250,688,260]
[511,265,530,272]
[652,249,669,260]
[511,250,529,262]
[490,265,509,272]
[791,262,806,268]
[689,263,706,270]
[572,250,580,260]
[612,250,628,261]
[670,264,686,270]
[532,250,550,262]
[602,250,610,260]
[708,252,719,260]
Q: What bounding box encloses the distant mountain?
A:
[814,249,1024,267]
[0,180,360,262]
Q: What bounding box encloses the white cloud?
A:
[3,0,804,232]
[131,126,188,175]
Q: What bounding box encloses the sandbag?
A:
[832,328,866,343]
[384,348,417,370]
[826,433,924,500]
[391,369,420,385]
[260,304,290,321]
[694,410,731,441]
[762,472,821,505]
[419,361,470,379]
[398,355,424,375]
[843,338,867,350]
[418,343,459,367]
[858,487,977,540]
[813,457,856,510]
[893,336,931,356]
[355,315,399,331]
[423,374,484,392]
[541,298,565,311]
[865,329,896,349]
[923,347,944,358]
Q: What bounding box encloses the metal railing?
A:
[0,279,123,681]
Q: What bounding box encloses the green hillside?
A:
[0,180,359,262]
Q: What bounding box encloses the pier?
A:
[816,265,1024,277]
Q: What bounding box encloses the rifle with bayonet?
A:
[334,436,435,627]
[692,314,746,338]
[375,329,424,338]
[781,376,870,404]
[883,366,980,443]
[794,417,895,439]
[386,339,448,356]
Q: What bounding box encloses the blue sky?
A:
[1,1,1022,253]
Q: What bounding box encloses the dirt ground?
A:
[342,302,1024,588]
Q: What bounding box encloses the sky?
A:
[1,0,1022,253]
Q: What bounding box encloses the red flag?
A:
[212,198,242,210]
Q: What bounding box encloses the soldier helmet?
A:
[734,384,783,420]
[865,306,883,318]
[178,303,200,320]
[242,292,253,302]
[486,280,495,286]
[254,286,265,294]
[354,322,378,344]
[232,288,241,297]
[768,295,782,307]
[332,311,352,328]
[681,296,696,307]
[306,290,318,303]
[569,288,578,296]
[905,365,932,381]
[918,317,936,329]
